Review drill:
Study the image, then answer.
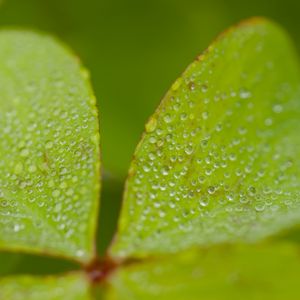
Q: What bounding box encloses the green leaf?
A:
[0,30,100,262]
[0,251,78,276]
[106,243,300,300]
[0,273,91,300]
[110,18,300,258]
[0,252,21,276]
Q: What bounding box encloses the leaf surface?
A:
[111,18,300,258]
[0,273,91,300]
[0,251,77,276]
[0,31,100,262]
[106,243,300,300]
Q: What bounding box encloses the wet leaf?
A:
[0,31,100,262]
[107,243,300,300]
[0,273,91,300]
[111,18,300,258]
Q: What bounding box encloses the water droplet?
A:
[188,81,195,91]
[201,84,208,93]
[13,224,21,232]
[54,202,62,213]
[180,113,188,121]
[238,126,247,135]
[265,118,273,126]
[198,176,205,184]
[76,250,85,257]
[28,165,37,173]
[184,145,194,155]
[255,203,265,212]
[163,114,172,123]
[161,166,169,176]
[229,153,237,161]
[248,186,256,196]
[143,164,151,173]
[239,88,252,99]
[14,162,23,174]
[199,197,209,207]
[216,123,222,132]
[148,152,156,161]
[20,148,29,157]
[273,104,283,113]
[202,111,209,120]
[66,188,74,196]
[207,186,216,194]
[52,190,60,198]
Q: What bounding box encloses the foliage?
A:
[0,16,300,300]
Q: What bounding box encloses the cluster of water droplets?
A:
[114,31,300,257]
[0,32,100,259]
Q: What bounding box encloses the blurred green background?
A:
[0,0,300,259]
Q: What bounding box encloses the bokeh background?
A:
[0,0,299,258]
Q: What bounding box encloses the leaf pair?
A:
[1,18,300,299]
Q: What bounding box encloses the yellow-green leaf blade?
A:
[107,243,300,300]
[0,30,100,262]
[0,273,91,300]
[111,18,300,258]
